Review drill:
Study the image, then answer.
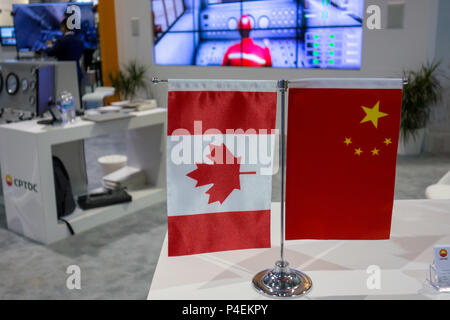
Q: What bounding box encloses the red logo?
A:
[5,174,13,187]
[440,249,448,258]
[186,144,256,204]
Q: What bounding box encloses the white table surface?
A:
[0,108,166,143]
[148,200,450,300]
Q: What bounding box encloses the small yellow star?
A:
[354,148,363,156]
[360,101,388,128]
[344,137,352,146]
[371,148,380,156]
[384,138,392,146]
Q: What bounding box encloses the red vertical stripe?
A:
[168,91,277,135]
[168,210,271,256]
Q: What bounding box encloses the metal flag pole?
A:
[151,77,168,84]
[152,76,311,297]
[252,79,312,298]
[280,79,287,264]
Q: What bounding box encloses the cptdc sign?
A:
[5,174,38,193]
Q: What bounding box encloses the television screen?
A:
[0,26,16,46]
[12,2,97,53]
[151,0,364,69]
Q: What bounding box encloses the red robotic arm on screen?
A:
[222,39,272,67]
[222,15,272,67]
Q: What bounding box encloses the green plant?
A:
[401,61,443,143]
[108,60,149,101]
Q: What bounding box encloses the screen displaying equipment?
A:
[0,27,16,46]
[152,0,364,69]
[12,2,97,53]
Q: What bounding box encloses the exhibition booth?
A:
[0,2,167,244]
[0,0,449,301]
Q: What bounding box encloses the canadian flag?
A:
[166,80,277,256]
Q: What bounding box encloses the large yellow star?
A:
[360,101,388,128]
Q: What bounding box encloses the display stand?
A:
[0,109,167,244]
[429,263,450,293]
[252,77,407,298]
[251,79,312,298]
[152,77,313,298]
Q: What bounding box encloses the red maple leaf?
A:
[186,143,256,204]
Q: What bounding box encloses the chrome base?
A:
[252,260,312,298]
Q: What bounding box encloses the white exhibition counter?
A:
[148,200,450,300]
[0,109,167,244]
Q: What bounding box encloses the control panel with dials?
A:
[196,0,299,67]
[0,63,50,116]
[0,60,80,123]
[199,0,299,40]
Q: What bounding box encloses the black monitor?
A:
[36,65,62,125]
[0,26,16,46]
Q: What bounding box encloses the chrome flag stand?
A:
[153,77,311,297]
[252,79,312,298]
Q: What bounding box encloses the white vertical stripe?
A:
[167,134,275,216]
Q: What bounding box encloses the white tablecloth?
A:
[148,200,450,300]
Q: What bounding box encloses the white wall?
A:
[426,0,450,153]
[0,0,28,26]
[114,0,154,98]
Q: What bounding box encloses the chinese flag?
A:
[286,79,403,240]
[167,80,277,256]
